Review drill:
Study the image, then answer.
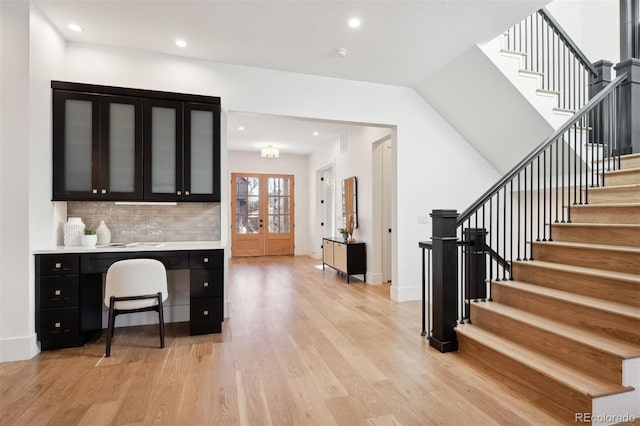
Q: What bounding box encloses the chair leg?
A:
[106,296,116,357]
[157,292,165,349]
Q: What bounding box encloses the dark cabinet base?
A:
[36,248,224,351]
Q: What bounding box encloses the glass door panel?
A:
[184,103,220,201]
[102,96,142,199]
[64,99,94,192]
[144,99,182,200]
[151,107,176,193]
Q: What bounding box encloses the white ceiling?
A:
[227,112,385,155]
[34,0,546,154]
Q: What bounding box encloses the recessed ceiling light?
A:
[348,18,361,28]
[313,131,319,136]
[175,39,187,48]
[68,23,82,32]
[238,126,245,131]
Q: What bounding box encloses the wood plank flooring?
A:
[0,255,597,425]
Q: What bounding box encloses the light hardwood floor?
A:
[0,255,619,425]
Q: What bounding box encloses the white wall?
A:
[0,28,502,360]
[547,0,619,65]
[307,126,393,284]
[227,151,312,255]
[63,43,500,298]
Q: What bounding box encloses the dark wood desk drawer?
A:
[39,275,79,308]
[190,269,223,298]
[81,251,189,273]
[190,296,223,335]
[39,307,81,350]
[189,250,223,269]
[38,255,79,275]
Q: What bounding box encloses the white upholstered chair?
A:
[104,258,168,357]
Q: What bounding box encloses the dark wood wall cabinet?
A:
[35,248,224,351]
[52,81,221,202]
[322,238,366,283]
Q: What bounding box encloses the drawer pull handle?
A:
[54,263,62,269]
[203,257,209,263]
[54,322,61,328]
[203,310,209,316]
[54,289,62,296]
[203,281,209,287]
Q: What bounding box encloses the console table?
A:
[322,237,366,283]
[34,242,224,351]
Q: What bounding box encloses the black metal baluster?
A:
[523,167,527,260]
[549,143,554,241]
[510,180,513,278]
[580,121,593,204]
[561,133,566,223]
[503,186,507,279]
[555,140,559,222]
[537,157,541,241]
[543,150,547,240]
[496,191,500,279]
[579,120,584,204]
[530,163,534,260]
[517,174,521,260]
[489,198,494,281]
[574,123,578,206]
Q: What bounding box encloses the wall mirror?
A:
[342,176,358,229]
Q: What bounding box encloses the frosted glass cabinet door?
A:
[100,96,143,199]
[52,91,100,200]
[184,103,221,201]
[143,99,183,200]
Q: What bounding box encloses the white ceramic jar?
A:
[64,217,85,246]
[96,220,111,245]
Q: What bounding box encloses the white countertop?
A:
[33,241,225,255]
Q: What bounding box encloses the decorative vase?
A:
[64,217,85,246]
[81,234,97,248]
[96,220,111,245]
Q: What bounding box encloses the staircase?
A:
[455,153,640,423]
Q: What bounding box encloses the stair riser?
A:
[605,171,640,186]
[570,206,640,224]
[552,225,640,247]
[587,187,640,204]
[457,333,592,415]
[471,305,623,384]
[621,155,640,169]
[532,243,640,275]
[492,283,640,345]
[512,262,640,307]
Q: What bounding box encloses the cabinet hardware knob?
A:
[54,322,61,328]
[203,281,209,287]
[54,289,62,296]
[101,189,107,194]
[203,310,209,316]
[185,191,190,195]
[177,191,182,195]
[92,189,98,194]
[203,257,209,263]
[54,263,62,269]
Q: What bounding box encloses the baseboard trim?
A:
[0,333,39,362]
[390,284,421,302]
[367,272,383,285]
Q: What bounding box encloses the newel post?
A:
[429,210,459,353]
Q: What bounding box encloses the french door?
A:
[231,173,295,257]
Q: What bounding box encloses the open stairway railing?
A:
[502,8,598,112]
[420,73,628,350]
